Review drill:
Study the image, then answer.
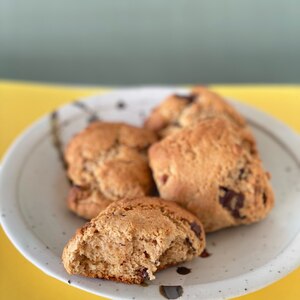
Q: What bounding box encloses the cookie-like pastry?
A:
[144,86,246,138]
[65,122,157,219]
[62,197,205,284]
[149,117,274,232]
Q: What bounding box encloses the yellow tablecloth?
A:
[1,81,300,300]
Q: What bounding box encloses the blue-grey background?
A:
[0,0,299,84]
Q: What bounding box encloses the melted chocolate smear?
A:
[159,286,183,299]
[174,93,197,103]
[200,248,211,258]
[50,111,68,171]
[219,187,245,219]
[73,101,99,123]
[116,100,126,109]
[190,222,201,238]
[176,266,191,275]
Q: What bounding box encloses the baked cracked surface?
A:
[65,122,157,219]
[144,86,246,138]
[149,117,274,232]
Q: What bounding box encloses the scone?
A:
[65,122,157,219]
[144,86,246,138]
[149,117,274,232]
[62,197,205,284]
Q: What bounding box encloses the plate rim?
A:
[1,87,300,300]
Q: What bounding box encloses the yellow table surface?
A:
[1,81,300,300]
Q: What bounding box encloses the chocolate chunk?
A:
[67,280,71,284]
[174,93,197,103]
[190,222,201,237]
[116,101,126,109]
[161,174,169,184]
[159,285,183,299]
[176,266,191,275]
[219,187,245,219]
[263,192,267,205]
[138,268,149,280]
[200,248,211,258]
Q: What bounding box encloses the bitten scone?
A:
[149,117,274,232]
[144,86,246,138]
[65,122,157,219]
[62,197,205,284]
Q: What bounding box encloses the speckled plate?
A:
[1,87,300,300]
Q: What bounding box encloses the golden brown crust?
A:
[62,197,205,284]
[64,122,157,219]
[149,117,274,232]
[144,86,246,138]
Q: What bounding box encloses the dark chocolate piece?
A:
[174,93,197,103]
[190,222,201,238]
[138,268,149,280]
[200,248,211,258]
[176,266,191,275]
[263,192,267,205]
[116,101,126,109]
[219,187,245,219]
[161,174,169,184]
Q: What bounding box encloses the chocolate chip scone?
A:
[149,117,274,232]
[144,86,246,138]
[65,122,157,219]
[62,197,205,284]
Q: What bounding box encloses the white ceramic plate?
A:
[1,88,300,300]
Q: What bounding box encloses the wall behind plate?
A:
[0,0,299,85]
